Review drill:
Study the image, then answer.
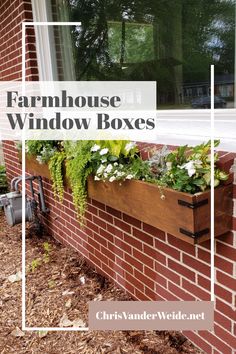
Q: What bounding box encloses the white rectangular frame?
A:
[21,17,235,331]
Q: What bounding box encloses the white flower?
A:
[117,171,125,177]
[125,142,136,152]
[96,165,105,174]
[91,144,100,152]
[105,164,113,173]
[119,164,124,169]
[126,174,134,180]
[94,176,100,181]
[166,162,172,171]
[100,148,109,155]
[180,161,196,177]
[103,173,108,178]
[109,176,116,182]
[101,158,107,163]
[114,162,118,166]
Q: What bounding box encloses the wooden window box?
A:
[25,156,233,245]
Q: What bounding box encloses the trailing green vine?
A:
[48,151,66,203]
[64,141,94,222]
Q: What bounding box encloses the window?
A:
[47,0,236,110]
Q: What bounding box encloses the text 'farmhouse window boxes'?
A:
[25,156,233,245]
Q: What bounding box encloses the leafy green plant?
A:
[157,140,228,193]
[91,141,150,182]
[26,141,56,162]
[65,141,94,222]
[25,139,229,222]
[30,258,41,272]
[48,151,66,203]
[0,165,8,192]
[43,242,52,263]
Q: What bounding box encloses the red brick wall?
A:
[0,0,38,81]
[1,2,236,353]
[2,141,236,354]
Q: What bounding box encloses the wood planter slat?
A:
[87,177,233,245]
[25,156,233,245]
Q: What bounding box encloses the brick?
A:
[217,231,234,245]
[107,224,123,239]
[197,275,210,291]
[101,263,116,279]
[215,284,232,303]
[125,254,143,272]
[93,249,108,265]
[217,153,236,173]
[233,217,236,231]
[101,246,116,262]
[98,209,113,223]
[143,223,165,241]
[116,275,135,296]
[114,218,131,234]
[92,232,107,247]
[106,205,122,219]
[114,237,131,254]
[107,242,123,259]
[123,233,143,251]
[99,228,114,243]
[155,284,179,300]
[123,213,141,228]
[168,282,195,300]
[133,249,154,268]
[182,279,210,300]
[91,199,106,210]
[126,272,144,292]
[214,310,232,332]
[155,239,180,260]
[116,257,133,275]
[155,262,180,285]
[87,204,99,215]
[200,239,211,250]
[183,254,210,277]
[214,255,234,275]
[216,271,236,292]
[145,286,164,301]
[92,215,106,229]
[168,259,196,282]
[216,242,236,262]
[134,288,151,301]
[215,298,236,320]
[144,266,167,288]
[134,269,155,290]
[199,330,233,354]
[183,331,213,354]
[133,227,153,246]
[197,248,210,263]
[168,233,195,256]
[86,220,99,234]
[143,244,166,265]
[88,237,101,252]
[108,260,125,277]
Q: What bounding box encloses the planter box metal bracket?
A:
[179,228,210,239]
[178,199,208,209]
